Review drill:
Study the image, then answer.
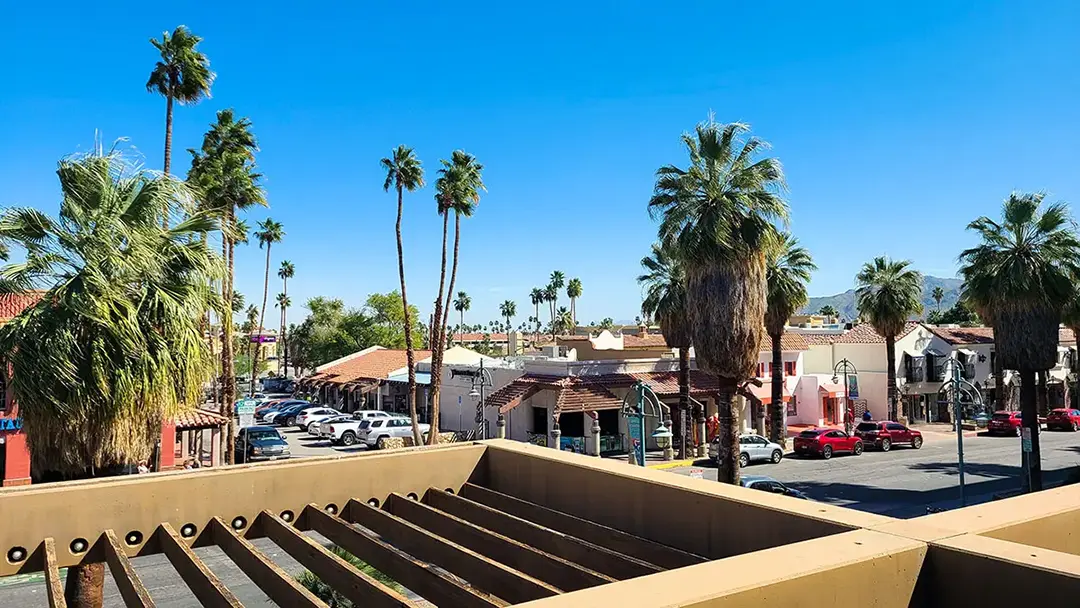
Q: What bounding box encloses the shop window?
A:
[784,361,796,377]
[531,406,548,434]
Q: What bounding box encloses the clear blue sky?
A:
[3,1,1078,326]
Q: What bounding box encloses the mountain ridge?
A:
[805,276,962,321]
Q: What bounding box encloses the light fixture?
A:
[651,424,673,449]
[831,375,839,385]
[468,387,480,399]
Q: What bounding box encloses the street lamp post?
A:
[462,360,495,439]
[621,380,674,465]
[832,358,859,434]
[938,357,981,508]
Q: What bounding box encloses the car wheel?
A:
[853,441,863,456]
[286,416,296,426]
[377,436,389,450]
[738,452,750,468]
[341,431,357,446]
[912,435,923,449]
[880,438,891,452]
[1073,422,1079,432]
[822,445,833,460]
[771,449,783,464]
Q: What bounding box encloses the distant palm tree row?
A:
[641,117,1078,492]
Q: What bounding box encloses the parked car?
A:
[255,399,307,419]
[309,415,352,438]
[793,428,863,459]
[740,475,808,499]
[295,407,341,431]
[326,411,401,446]
[708,433,784,467]
[265,403,312,426]
[234,426,290,463]
[1047,408,1080,431]
[359,417,431,449]
[854,421,924,451]
[987,411,1023,436]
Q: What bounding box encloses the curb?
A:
[648,458,701,470]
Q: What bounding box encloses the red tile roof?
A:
[0,292,44,322]
[1061,328,1076,345]
[926,326,995,345]
[304,349,432,387]
[801,333,844,345]
[621,333,671,349]
[173,408,229,430]
[828,322,921,345]
[758,332,810,352]
[454,333,510,342]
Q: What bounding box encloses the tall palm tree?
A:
[548,271,565,326]
[249,218,284,395]
[818,305,838,318]
[639,243,693,459]
[959,192,1080,492]
[530,288,544,340]
[544,284,559,339]
[429,151,485,444]
[453,291,472,343]
[555,307,574,335]
[855,257,923,426]
[147,26,214,176]
[765,234,816,446]
[649,119,788,484]
[188,109,263,460]
[277,260,295,374]
[567,278,583,327]
[931,286,945,313]
[382,145,425,444]
[500,300,516,353]
[0,148,220,606]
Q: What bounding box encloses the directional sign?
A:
[627,414,645,467]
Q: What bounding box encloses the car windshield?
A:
[856,423,878,432]
[246,430,280,441]
[992,413,1011,421]
[798,430,822,438]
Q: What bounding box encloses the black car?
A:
[235,426,291,463]
[270,403,311,426]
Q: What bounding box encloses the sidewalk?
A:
[603,450,711,470]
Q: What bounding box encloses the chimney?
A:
[508,331,519,355]
[638,323,648,336]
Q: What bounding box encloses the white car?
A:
[294,407,340,431]
[359,417,430,448]
[326,411,400,446]
[309,414,352,438]
[709,433,785,468]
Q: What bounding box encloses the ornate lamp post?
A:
[832,358,859,434]
[459,360,495,439]
[620,380,674,465]
[936,357,982,507]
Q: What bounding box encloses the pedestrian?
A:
[136,460,149,474]
[862,410,873,422]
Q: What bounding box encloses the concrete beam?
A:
[386,492,614,591]
[42,538,65,608]
[257,511,413,608]
[156,523,243,608]
[207,517,326,607]
[462,483,702,569]
[102,529,155,608]
[426,488,659,580]
[345,498,558,604]
[302,504,503,608]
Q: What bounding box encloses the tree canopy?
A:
[287,292,423,371]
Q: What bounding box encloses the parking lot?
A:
[663,429,1080,517]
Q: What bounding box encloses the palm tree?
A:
[555,307,574,335]
[959,192,1080,492]
[382,145,425,444]
[544,284,559,338]
[931,286,945,313]
[277,260,295,374]
[453,291,472,343]
[249,218,284,395]
[146,26,214,176]
[500,300,517,352]
[855,257,923,426]
[188,109,263,459]
[0,148,220,606]
[639,243,693,459]
[818,305,838,318]
[649,119,788,484]
[530,288,544,339]
[567,278,583,327]
[548,271,565,326]
[765,234,816,446]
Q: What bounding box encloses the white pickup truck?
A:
[325,411,398,446]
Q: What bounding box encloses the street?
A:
[665,428,1080,517]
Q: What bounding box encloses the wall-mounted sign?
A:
[250,335,277,344]
[0,418,22,431]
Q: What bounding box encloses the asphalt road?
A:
[666,428,1080,517]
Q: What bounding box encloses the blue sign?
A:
[0,418,22,431]
[627,414,645,467]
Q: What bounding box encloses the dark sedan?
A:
[235,426,290,463]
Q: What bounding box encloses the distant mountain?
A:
[805,276,962,321]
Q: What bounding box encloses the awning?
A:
[386,372,432,385]
[818,382,846,397]
[958,348,977,358]
[745,382,790,405]
[344,381,380,394]
[925,348,947,357]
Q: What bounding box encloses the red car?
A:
[1047,408,1080,431]
[987,411,1022,436]
[793,428,863,459]
[854,421,923,451]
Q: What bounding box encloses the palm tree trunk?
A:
[534,302,540,341]
[223,221,237,463]
[162,92,174,230]
[1019,369,1042,491]
[1037,370,1049,417]
[250,245,271,396]
[394,185,421,445]
[716,381,740,484]
[65,561,105,607]
[282,276,289,376]
[571,298,576,327]
[994,340,1005,410]
[770,334,785,446]
[426,211,451,446]
[459,311,464,343]
[678,347,690,459]
[432,213,463,445]
[886,335,898,422]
